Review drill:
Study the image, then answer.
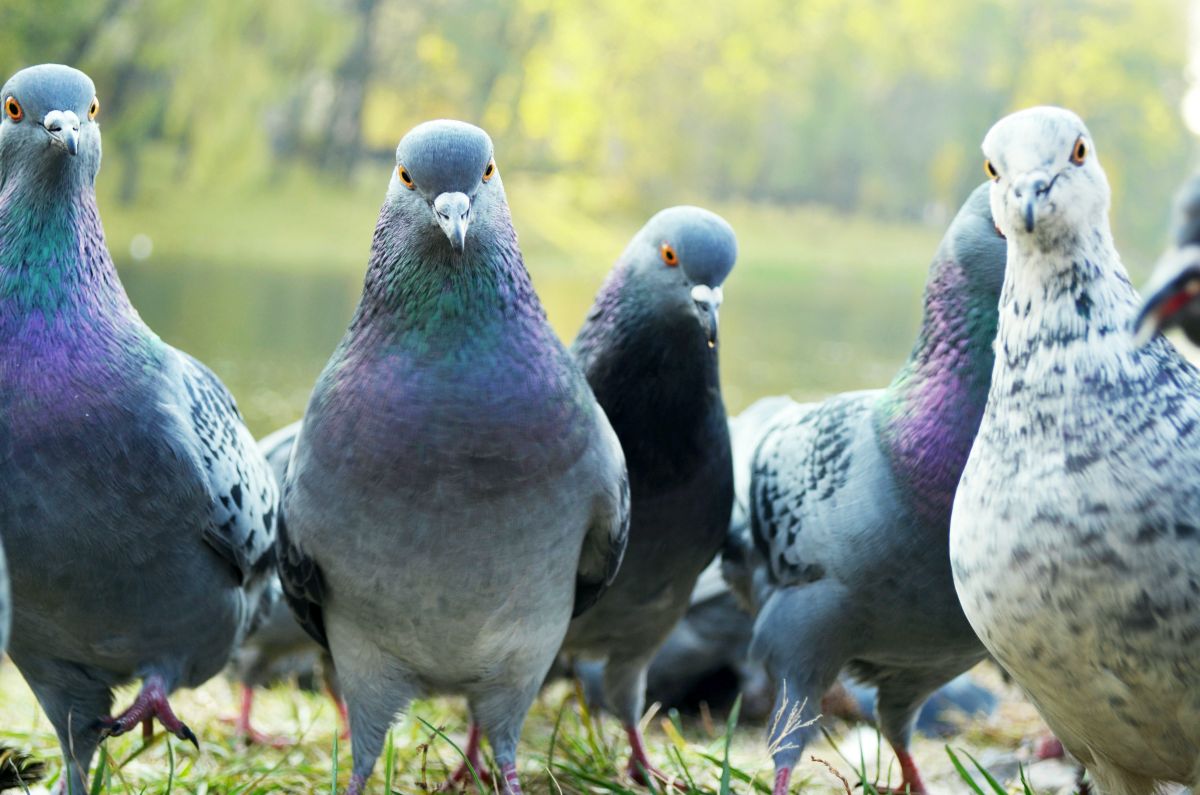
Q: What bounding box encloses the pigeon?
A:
[746,182,1005,795]
[227,420,344,746]
[1135,174,1200,345]
[951,106,1200,795]
[277,120,629,795]
[552,205,735,785]
[0,64,277,793]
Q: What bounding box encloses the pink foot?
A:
[499,761,522,794]
[773,766,792,795]
[624,724,681,789]
[228,686,292,748]
[97,674,197,748]
[877,749,926,794]
[1035,733,1065,760]
[334,695,351,740]
[441,723,493,790]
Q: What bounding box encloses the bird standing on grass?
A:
[277,120,629,795]
[0,65,277,793]
[560,206,736,785]
[1136,174,1200,345]
[746,183,1005,795]
[951,106,1200,795]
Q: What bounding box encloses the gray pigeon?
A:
[0,64,277,793]
[951,106,1200,795]
[1135,174,1200,345]
[227,420,346,746]
[555,206,735,785]
[746,183,1005,794]
[277,120,629,795]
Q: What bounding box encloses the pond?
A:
[118,254,932,438]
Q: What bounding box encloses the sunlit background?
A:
[0,0,1195,434]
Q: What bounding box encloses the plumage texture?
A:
[744,183,1005,793]
[277,120,629,794]
[0,64,277,792]
[1136,174,1200,346]
[560,206,735,781]
[230,421,340,730]
[951,106,1200,795]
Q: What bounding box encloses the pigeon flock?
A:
[2,61,1200,795]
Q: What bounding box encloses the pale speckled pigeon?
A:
[277,120,630,795]
[0,65,277,794]
[1135,174,1200,346]
[746,183,1005,795]
[951,106,1200,795]
[225,420,347,747]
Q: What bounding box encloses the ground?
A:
[0,661,1111,795]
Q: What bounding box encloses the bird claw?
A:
[177,724,199,749]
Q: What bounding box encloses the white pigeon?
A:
[950,105,1200,795]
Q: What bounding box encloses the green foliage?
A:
[0,0,1192,256]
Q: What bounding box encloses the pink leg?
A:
[441,723,493,790]
[330,690,351,740]
[624,724,679,789]
[499,761,522,794]
[772,766,792,795]
[1035,733,1065,760]
[878,749,926,794]
[232,685,291,748]
[97,674,197,748]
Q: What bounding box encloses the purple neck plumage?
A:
[0,162,152,413]
[875,257,997,526]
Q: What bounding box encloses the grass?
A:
[0,662,1083,794]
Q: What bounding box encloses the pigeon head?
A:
[387,119,499,256]
[0,64,101,186]
[1135,175,1200,346]
[982,106,1108,252]
[618,206,737,348]
[945,181,1008,300]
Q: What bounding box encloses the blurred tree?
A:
[0,0,1190,253]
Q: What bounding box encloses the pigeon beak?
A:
[1133,244,1200,346]
[433,192,471,255]
[1014,172,1053,233]
[43,109,80,157]
[691,284,723,349]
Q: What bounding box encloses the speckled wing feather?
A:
[178,353,278,585]
[750,391,879,586]
[573,460,630,617]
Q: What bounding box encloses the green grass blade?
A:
[944,745,989,795]
[416,718,485,794]
[719,694,742,795]
[88,745,108,795]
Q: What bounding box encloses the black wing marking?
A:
[275,507,329,650]
[180,353,278,586]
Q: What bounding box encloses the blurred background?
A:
[0,0,1194,433]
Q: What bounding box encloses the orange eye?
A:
[1070,136,1087,166]
[88,96,99,121]
[984,159,998,181]
[483,158,496,182]
[4,97,22,123]
[660,242,678,267]
[397,165,415,189]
